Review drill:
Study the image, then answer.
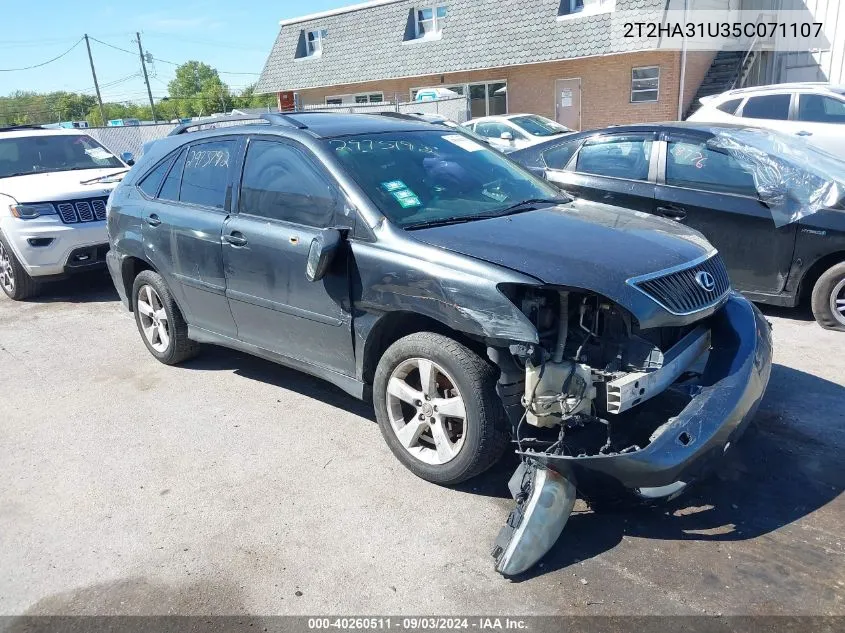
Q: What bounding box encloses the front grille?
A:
[631,253,731,315]
[50,197,109,224]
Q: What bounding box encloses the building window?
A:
[631,66,659,103]
[306,30,324,57]
[559,0,615,17]
[415,5,447,39]
[325,93,384,106]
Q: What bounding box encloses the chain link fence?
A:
[86,96,470,158]
[86,124,177,160]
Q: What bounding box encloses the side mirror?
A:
[306,228,343,282]
[500,132,514,142]
[121,151,135,166]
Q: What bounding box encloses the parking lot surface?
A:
[1,273,843,616]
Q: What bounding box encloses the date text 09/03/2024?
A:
[307,618,529,630]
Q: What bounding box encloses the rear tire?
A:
[810,262,845,332]
[0,234,40,301]
[132,270,199,364]
[373,332,509,485]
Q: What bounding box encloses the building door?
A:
[555,78,581,130]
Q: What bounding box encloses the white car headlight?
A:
[10,203,57,219]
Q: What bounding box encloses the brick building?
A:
[255,0,718,131]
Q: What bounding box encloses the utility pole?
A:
[84,35,107,126]
[136,32,157,123]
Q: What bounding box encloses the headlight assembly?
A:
[10,203,57,219]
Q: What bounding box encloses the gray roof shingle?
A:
[256,0,666,93]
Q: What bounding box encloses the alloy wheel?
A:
[0,241,14,295]
[831,278,845,327]
[385,357,468,465]
[137,285,170,352]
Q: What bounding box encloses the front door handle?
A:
[224,232,248,247]
[146,214,161,227]
[796,130,813,137]
[656,206,687,221]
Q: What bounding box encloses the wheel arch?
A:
[798,250,845,305]
[359,310,490,389]
[120,255,156,310]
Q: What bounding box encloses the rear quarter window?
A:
[716,98,743,115]
[138,154,177,198]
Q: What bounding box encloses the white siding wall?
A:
[742,0,845,84]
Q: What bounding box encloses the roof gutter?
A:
[279,0,405,26]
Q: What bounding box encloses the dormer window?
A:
[415,5,447,39]
[559,0,614,17]
[306,29,324,56]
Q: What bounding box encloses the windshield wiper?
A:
[404,198,567,230]
[80,169,129,185]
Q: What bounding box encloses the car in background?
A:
[0,125,129,300]
[508,122,845,331]
[463,114,573,152]
[688,83,845,157]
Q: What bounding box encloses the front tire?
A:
[132,270,199,364]
[373,332,509,485]
[0,235,40,301]
[811,262,845,332]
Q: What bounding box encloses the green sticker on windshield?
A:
[381,180,406,192]
[395,194,421,208]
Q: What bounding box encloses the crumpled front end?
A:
[490,289,773,576]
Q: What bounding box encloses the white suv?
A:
[688,83,845,157]
[463,114,573,152]
[0,126,128,300]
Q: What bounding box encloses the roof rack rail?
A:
[0,124,46,132]
[168,111,349,136]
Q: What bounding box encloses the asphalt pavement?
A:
[0,273,842,616]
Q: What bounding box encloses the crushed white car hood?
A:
[0,168,124,203]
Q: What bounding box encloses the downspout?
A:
[677,0,689,120]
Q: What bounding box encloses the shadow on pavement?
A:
[506,362,844,580]
[174,341,844,577]
[24,270,119,304]
[758,302,815,323]
[181,345,376,421]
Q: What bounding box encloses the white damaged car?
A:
[0,126,129,300]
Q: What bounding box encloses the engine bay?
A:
[504,287,709,459]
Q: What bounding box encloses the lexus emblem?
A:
[695,271,716,292]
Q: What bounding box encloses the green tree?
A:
[167,61,232,117]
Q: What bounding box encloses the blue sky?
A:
[0,0,352,101]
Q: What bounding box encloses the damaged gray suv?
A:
[106,113,773,576]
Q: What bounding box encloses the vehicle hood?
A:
[0,167,124,203]
[411,200,716,323]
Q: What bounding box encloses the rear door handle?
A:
[224,232,248,247]
[796,130,813,137]
[656,206,687,221]
[146,214,161,227]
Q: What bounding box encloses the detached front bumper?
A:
[518,293,773,491]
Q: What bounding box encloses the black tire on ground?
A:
[810,262,845,332]
[373,332,510,486]
[131,269,200,365]
[0,234,40,301]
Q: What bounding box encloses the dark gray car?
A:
[106,113,772,576]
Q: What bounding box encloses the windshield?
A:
[509,115,571,137]
[707,126,845,226]
[327,130,565,229]
[0,134,123,178]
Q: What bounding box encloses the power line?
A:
[88,36,260,75]
[0,38,83,72]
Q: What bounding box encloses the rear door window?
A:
[666,140,758,197]
[741,94,791,120]
[541,139,581,170]
[574,136,653,181]
[179,140,237,209]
